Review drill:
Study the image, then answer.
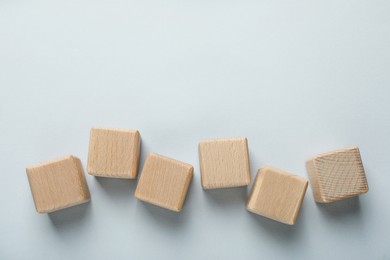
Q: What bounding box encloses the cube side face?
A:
[313,147,368,203]
[135,154,193,212]
[246,170,263,210]
[87,128,141,179]
[26,156,90,213]
[72,156,91,202]
[199,137,251,189]
[306,159,326,203]
[247,167,308,225]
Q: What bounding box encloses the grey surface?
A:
[1,0,390,259]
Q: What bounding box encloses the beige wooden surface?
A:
[247,166,308,225]
[198,137,251,189]
[135,153,193,212]
[306,147,369,203]
[87,127,141,179]
[26,155,91,213]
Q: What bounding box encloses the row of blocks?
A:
[26,127,369,225]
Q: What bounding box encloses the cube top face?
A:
[199,137,251,189]
[135,153,193,212]
[306,147,368,203]
[87,127,141,179]
[26,156,91,213]
[247,166,308,225]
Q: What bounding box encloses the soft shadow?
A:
[134,178,195,230]
[48,201,91,229]
[248,147,260,181]
[316,196,362,218]
[95,177,137,202]
[137,138,152,178]
[248,212,301,240]
[204,187,248,207]
[246,196,308,243]
[136,201,188,230]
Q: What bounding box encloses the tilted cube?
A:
[198,137,251,189]
[135,153,193,212]
[306,147,368,203]
[247,166,308,225]
[26,155,91,213]
[87,127,141,179]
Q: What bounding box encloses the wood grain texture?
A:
[26,155,91,213]
[198,137,251,189]
[246,166,308,225]
[135,153,193,212]
[87,127,141,179]
[306,147,368,203]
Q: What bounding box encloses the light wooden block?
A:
[135,153,193,212]
[246,166,308,225]
[87,127,141,179]
[198,137,251,189]
[306,147,369,203]
[26,155,91,213]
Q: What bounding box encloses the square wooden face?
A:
[26,156,90,213]
[198,137,251,189]
[247,166,308,225]
[87,127,141,179]
[306,147,368,203]
[135,153,193,212]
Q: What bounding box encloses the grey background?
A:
[1,0,390,259]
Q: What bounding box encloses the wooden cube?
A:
[26,155,91,213]
[135,153,193,212]
[198,137,251,189]
[306,147,369,203]
[247,166,308,225]
[87,127,141,179]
